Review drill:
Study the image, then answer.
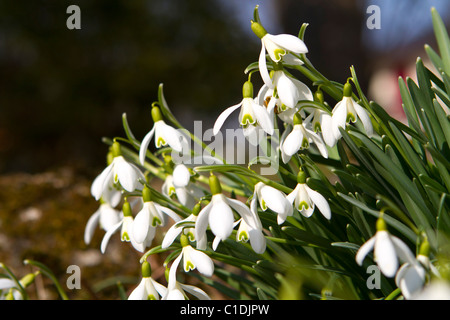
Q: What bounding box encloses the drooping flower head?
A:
[195,174,262,251]
[139,106,189,165]
[356,216,415,278]
[213,80,274,145]
[331,81,373,143]
[281,112,328,163]
[91,141,145,201]
[287,170,331,220]
[128,261,167,300]
[251,18,308,89]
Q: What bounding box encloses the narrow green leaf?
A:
[431,7,450,75]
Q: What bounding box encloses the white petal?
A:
[128,279,146,300]
[292,77,313,101]
[320,113,337,147]
[132,205,150,244]
[213,103,242,135]
[331,100,348,139]
[391,236,416,265]
[252,102,274,135]
[0,278,16,290]
[179,283,211,300]
[195,202,213,241]
[159,122,184,153]
[226,197,258,230]
[396,263,426,299]
[259,42,274,88]
[307,128,329,158]
[208,198,234,240]
[353,102,374,137]
[115,157,140,192]
[355,236,376,266]
[161,221,183,249]
[90,164,113,201]
[374,231,398,277]
[155,203,182,223]
[275,72,299,109]
[139,126,155,165]
[151,278,168,298]
[188,247,214,277]
[259,185,292,217]
[100,220,123,254]
[305,185,331,219]
[249,228,266,254]
[99,204,121,231]
[172,164,191,187]
[268,33,308,54]
[282,126,303,157]
[84,210,100,245]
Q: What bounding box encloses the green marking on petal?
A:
[261,199,268,211]
[185,260,195,272]
[156,136,166,148]
[301,137,310,149]
[186,231,195,242]
[314,121,321,133]
[121,232,130,242]
[241,114,255,126]
[238,231,249,242]
[152,217,162,227]
[148,294,157,300]
[273,48,286,61]
[346,113,356,123]
[298,201,309,211]
[168,186,176,196]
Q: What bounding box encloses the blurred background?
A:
[0,0,449,299]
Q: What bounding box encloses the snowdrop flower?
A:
[195,174,260,251]
[0,271,38,300]
[395,240,440,299]
[132,185,182,246]
[84,201,121,245]
[411,281,450,300]
[177,234,214,277]
[281,112,328,163]
[91,141,145,201]
[213,81,274,141]
[139,106,189,165]
[287,171,331,220]
[162,164,204,209]
[251,20,308,89]
[100,199,145,253]
[356,216,415,278]
[252,182,292,225]
[128,261,167,300]
[271,69,313,110]
[163,237,212,300]
[331,82,373,142]
[236,214,266,254]
[162,203,207,249]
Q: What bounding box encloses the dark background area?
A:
[0,0,449,299]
